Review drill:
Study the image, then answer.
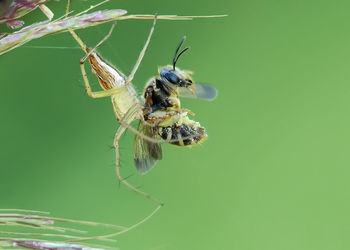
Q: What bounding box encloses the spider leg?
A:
[125,15,157,84]
[114,115,163,206]
[65,0,70,17]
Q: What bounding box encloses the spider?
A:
[68,17,217,205]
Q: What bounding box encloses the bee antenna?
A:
[173,36,190,70]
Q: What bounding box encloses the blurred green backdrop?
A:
[2,0,350,249]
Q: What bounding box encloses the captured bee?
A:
[134,36,217,174]
[68,18,217,205]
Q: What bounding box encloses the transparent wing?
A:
[133,121,162,174]
[179,83,218,101]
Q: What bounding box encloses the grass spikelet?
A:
[0,205,161,249]
[0,0,226,55]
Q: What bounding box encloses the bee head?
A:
[159,36,194,91]
[159,66,193,87]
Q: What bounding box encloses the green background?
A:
[1,0,350,249]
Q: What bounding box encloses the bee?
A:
[68,17,217,205]
[135,36,217,174]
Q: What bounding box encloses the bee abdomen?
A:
[159,124,206,146]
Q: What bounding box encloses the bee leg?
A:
[114,124,163,206]
[125,15,157,84]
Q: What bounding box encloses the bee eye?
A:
[160,69,180,84]
[166,73,179,84]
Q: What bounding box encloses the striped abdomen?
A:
[158,123,206,146]
[87,48,126,90]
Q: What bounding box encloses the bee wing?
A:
[179,83,218,101]
[133,121,162,174]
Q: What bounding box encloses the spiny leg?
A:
[114,124,163,206]
[126,15,157,84]
[118,107,205,202]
